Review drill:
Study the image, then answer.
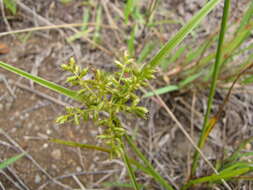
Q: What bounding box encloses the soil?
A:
[0,0,252,190]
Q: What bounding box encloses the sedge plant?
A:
[1,0,253,189]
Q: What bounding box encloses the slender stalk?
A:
[121,141,139,190]
[126,135,174,190]
[191,0,231,177]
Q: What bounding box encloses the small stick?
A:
[0,181,6,190]
[0,74,16,98]
[38,170,119,190]
[0,170,26,190]
[10,81,70,107]
[0,128,73,190]
[72,175,86,190]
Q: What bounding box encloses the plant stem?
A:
[121,141,139,190]
[126,135,175,190]
[191,0,231,177]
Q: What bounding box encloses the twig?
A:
[0,23,117,37]
[0,170,25,190]
[38,170,119,190]
[0,0,12,32]
[146,83,232,190]
[0,162,30,190]
[72,175,86,190]
[15,0,114,56]
[0,128,73,190]
[0,74,16,98]
[0,181,6,190]
[10,81,70,107]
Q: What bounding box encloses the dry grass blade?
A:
[146,83,232,190]
[0,23,117,37]
[203,62,253,142]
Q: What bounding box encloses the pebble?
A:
[51,164,57,170]
[20,113,29,120]
[76,166,82,172]
[43,143,48,149]
[51,149,62,160]
[34,174,41,184]
[46,129,52,135]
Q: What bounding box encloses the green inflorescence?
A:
[56,52,155,156]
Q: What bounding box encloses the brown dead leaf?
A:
[0,43,10,54]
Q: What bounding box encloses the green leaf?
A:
[0,61,82,102]
[146,0,222,68]
[93,5,102,44]
[0,153,25,170]
[50,138,111,153]
[137,42,156,64]
[124,0,135,23]
[143,85,179,98]
[191,0,231,176]
[126,136,174,190]
[3,0,16,15]
[121,145,140,190]
[178,72,202,87]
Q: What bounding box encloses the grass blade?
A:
[161,45,187,70]
[0,61,81,102]
[145,0,222,69]
[137,41,156,64]
[3,0,17,15]
[0,153,25,170]
[124,0,135,23]
[126,135,174,190]
[143,85,179,98]
[191,0,231,177]
[93,5,102,44]
[121,142,139,190]
[128,24,137,57]
[183,165,251,190]
[50,138,111,153]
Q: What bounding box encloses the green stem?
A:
[121,142,140,190]
[126,135,174,190]
[191,0,231,177]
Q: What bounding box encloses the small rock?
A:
[46,129,52,135]
[20,113,29,120]
[34,174,41,184]
[76,166,82,172]
[43,143,48,149]
[51,149,61,160]
[51,164,57,170]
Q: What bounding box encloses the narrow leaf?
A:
[0,153,25,170]
[146,0,222,68]
[0,61,81,102]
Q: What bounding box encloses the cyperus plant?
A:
[3,0,251,189]
[56,53,155,156]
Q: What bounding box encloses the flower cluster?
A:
[56,52,155,156]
